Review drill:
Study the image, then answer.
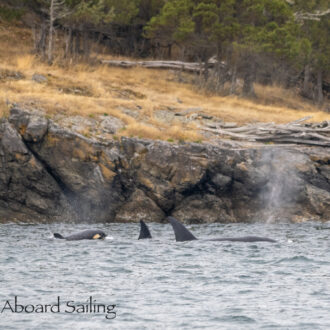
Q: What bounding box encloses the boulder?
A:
[0,120,74,222]
[99,115,124,134]
[9,107,48,143]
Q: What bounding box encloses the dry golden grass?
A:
[0,98,9,118]
[0,23,328,141]
[120,122,202,141]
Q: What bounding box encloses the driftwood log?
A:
[200,117,330,147]
[101,59,223,73]
[100,59,330,96]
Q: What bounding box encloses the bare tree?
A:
[47,0,55,63]
[40,0,69,64]
[33,22,47,56]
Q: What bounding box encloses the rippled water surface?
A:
[1,221,330,329]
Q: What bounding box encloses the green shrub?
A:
[0,6,24,22]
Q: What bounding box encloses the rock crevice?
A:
[0,107,329,223]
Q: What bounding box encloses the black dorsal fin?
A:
[138,220,152,239]
[168,217,197,242]
[54,233,64,239]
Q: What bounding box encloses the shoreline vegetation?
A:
[0,11,329,143]
[0,28,328,143]
[0,4,329,223]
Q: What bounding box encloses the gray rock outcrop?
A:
[0,107,329,223]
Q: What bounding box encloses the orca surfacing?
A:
[53,229,106,241]
[168,217,276,243]
[138,220,152,239]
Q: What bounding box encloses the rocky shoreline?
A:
[0,107,329,223]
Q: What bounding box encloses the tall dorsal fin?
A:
[168,217,197,242]
[138,220,152,239]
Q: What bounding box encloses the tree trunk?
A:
[315,69,324,105]
[302,64,310,96]
[242,58,256,98]
[35,22,47,57]
[82,30,90,59]
[48,0,54,64]
[214,62,224,92]
[229,62,237,95]
[65,27,73,58]
[33,24,38,52]
[75,32,81,56]
[203,59,209,82]
[167,44,172,59]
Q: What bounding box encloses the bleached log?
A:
[257,138,330,147]
[101,59,220,73]
[288,116,313,125]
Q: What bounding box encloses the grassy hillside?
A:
[0,22,329,142]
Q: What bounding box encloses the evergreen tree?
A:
[146,0,296,97]
[61,0,114,58]
[291,0,329,104]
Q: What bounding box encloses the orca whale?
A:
[168,217,276,243]
[138,220,152,239]
[53,229,106,241]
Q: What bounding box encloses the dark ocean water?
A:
[1,221,330,329]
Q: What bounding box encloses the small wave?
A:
[274,256,315,264]
[315,226,330,230]
[221,315,256,323]
[238,289,254,294]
